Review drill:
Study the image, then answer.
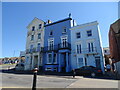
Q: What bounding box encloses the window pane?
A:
[87,30,92,37]
[76,32,80,38]
[32,26,35,31]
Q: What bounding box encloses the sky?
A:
[2,2,118,58]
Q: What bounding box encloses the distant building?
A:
[70,21,105,73]
[103,47,111,66]
[109,19,120,78]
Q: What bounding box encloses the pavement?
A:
[1,64,120,89]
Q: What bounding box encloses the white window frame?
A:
[76,43,82,54]
[48,38,54,50]
[61,35,68,48]
[77,58,84,68]
[87,42,94,52]
[38,33,41,39]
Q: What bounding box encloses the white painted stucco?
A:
[70,21,105,73]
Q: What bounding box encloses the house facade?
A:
[43,16,75,72]
[24,16,104,73]
[70,21,105,73]
[109,19,120,79]
[25,17,45,70]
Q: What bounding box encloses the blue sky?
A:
[2,2,118,58]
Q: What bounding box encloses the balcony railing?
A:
[26,47,43,54]
[58,42,71,50]
[42,45,58,52]
[26,42,71,53]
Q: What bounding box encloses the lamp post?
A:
[32,68,38,90]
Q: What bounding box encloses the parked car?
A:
[75,66,103,77]
[15,63,24,70]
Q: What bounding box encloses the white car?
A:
[15,63,24,70]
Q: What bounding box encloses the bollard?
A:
[32,68,38,90]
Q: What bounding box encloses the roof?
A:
[70,21,98,30]
[111,19,120,34]
[45,17,72,27]
[27,17,45,28]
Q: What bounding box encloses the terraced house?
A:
[25,17,45,70]
[24,15,105,73]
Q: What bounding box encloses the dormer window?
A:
[49,31,53,36]
[39,24,42,29]
[32,26,35,31]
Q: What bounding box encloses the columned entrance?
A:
[58,52,69,72]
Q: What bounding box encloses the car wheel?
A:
[91,72,96,77]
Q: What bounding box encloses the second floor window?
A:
[76,32,81,38]
[38,33,41,39]
[39,24,42,29]
[32,26,35,31]
[31,35,34,41]
[87,30,92,37]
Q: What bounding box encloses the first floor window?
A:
[53,53,57,63]
[48,53,52,63]
[88,42,94,52]
[38,33,41,39]
[78,58,83,67]
[77,44,82,54]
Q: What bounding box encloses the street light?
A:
[32,68,38,90]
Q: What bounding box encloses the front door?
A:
[95,56,101,69]
[34,55,38,68]
[61,53,66,72]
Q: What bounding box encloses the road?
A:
[1,64,119,89]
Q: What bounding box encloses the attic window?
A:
[62,27,67,33]
[50,31,53,36]
[32,26,35,31]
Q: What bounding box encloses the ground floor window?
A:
[53,68,57,72]
[45,67,52,71]
[78,58,84,67]
[47,53,52,63]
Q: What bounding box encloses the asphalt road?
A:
[1,64,119,88]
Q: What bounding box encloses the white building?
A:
[70,21,105,73]
[25,17,45,70]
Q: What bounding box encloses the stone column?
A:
[32,55,34,69]
[66,52,69,72]
[58,53,61,72]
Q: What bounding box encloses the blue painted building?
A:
[42,16,74,72]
